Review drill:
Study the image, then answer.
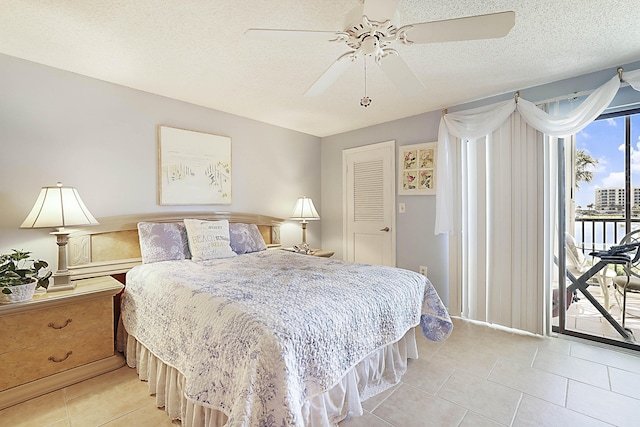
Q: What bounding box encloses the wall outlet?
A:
[419,266,428,276]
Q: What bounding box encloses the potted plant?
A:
[0,249,52,304]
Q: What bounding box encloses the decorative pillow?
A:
[229,223,268,254]
[138,222,191,264]
[183,219,237,261]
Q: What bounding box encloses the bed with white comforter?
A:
[121,249,452,427]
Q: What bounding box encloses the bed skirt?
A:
[122,328,418,427]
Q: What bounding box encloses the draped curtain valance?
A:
[436,68,640,235]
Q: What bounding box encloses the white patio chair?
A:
[612,230,640,328]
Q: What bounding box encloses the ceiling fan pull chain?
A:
[360,57,372,108]
[364,56,367,94]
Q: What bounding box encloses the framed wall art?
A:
[398,142,436,195]
[158,126,232,205]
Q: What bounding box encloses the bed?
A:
[67,212,452,427]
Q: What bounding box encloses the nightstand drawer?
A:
[0,297,112,354]
[0,327,114,391]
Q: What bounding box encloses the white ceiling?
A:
[2,1,640,137]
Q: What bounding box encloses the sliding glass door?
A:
[554,110,640,348]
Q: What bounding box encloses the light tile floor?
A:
[2,317,640,427]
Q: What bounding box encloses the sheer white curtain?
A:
[448,113,545,331]
[436,70,640,334]
[625,69,640,91]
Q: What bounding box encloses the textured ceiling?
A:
[1,1,640,137]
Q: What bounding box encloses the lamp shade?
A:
[20,183,99,229]
[290,196,320,221]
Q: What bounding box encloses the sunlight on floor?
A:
[553,282,640,345]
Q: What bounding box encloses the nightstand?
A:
[0,275,124,410]
[282,247,335,258]
[309,249,334,258]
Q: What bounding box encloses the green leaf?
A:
[33,260,48,270]
[1,249,51,289]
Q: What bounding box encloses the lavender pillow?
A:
[229,223,268,254]
[138,222,190,264]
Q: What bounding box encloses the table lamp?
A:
[290,196,320,251]
[20,182,99,292]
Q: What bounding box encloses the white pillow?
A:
[183,219,237,261]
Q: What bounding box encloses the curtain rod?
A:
[442,68,632,114]
[526,78,630,106]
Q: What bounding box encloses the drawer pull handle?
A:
[48,351,73,363]
[48,319,72,329]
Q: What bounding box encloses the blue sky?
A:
[575,113,640,208]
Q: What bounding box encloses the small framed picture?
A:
[398,142,436,195]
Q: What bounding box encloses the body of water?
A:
[574,219,640,248]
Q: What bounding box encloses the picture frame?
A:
[398,142,436,195]
[158,126,232,205]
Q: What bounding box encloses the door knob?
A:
[380,227,390,232]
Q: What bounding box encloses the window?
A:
[574,110,640,245]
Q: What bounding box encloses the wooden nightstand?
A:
[309,249,334,258]
[282,247,335,258]
[0,276,124,410]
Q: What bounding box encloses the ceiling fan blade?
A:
[304,55,355,97]
[362,0,401,23]
[400,11,515,44]
[378,53,425,96]
[245,28,344,42]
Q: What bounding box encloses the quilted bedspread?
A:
[122,250,452,426]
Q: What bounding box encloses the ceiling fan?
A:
[245,0,515,106]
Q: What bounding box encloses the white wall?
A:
[0,54,322,265]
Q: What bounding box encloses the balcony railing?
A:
[574,217,640,254]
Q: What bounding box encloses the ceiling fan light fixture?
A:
[361,35,383,57]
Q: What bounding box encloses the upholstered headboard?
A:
[67,212,283,280]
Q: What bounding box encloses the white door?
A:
[343,141,396,266]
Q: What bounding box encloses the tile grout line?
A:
[454,409,469,427]
[365,383,400,413]
[63,387,72,427]
[507,392,524,427]
[96,402,158,427]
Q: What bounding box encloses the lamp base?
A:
[47,283,76,292]
[47,273,77,292]
[47,230,75,292]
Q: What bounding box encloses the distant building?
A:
[595,187,640,212]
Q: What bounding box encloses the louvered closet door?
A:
[343,141,396,266]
